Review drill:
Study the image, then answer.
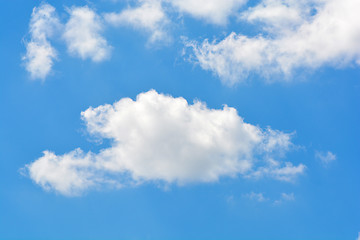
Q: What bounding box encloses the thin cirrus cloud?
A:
[24,90,305,196]
[185,0,360,85]
[22,3,111,80]
[22,3,60,80]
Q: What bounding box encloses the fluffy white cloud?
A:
[186,0,360,85]
[28,149,98,195]
[168,0,248,25]
[105,0,170,43]
[315,150,336,165]
[24,90,304,196]
[357,232,360,240]
[63,6,111,62]
[23,3,60,80]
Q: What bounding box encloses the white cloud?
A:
[357,232,360,240]
[104,0,170,43]
[63,6,111,62]
[244,192,268,202]
[274,192,295,205]
[241,0,314,33]
[23,3,60,80]
[249,157,306,182]
[103,0,248,43]
[27,149,99,195]
[186,0,360,85]
[168,0,248,25]
[24,90,304,196]
[315,151,336,165]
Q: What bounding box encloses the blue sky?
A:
[1,0,359,239]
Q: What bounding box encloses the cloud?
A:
[104,0,248,43]
[244,192,268,202]
[63,6,111,62]
[315,151,336,165]
[244,191,298,204]
[24,90,304,196]
[357,232,360,240]
[249,161,306,182]
[23,3,60,80]
[104,0,170,44]
[226,195,235,204]
[186,0,360,85]
[241,0,313,33]
[26,149,102,195]
[281,192,295,201]
[274,192,295,205]
[168,0,248,25]
[23,3,112,80]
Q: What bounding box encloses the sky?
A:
[0,0,359,239]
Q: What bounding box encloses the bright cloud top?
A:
[64,6,111,61]
[24,90,305,196]
[23,3,60,80]
[186,0,360,85]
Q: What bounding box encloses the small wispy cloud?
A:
[315,151,336,166]
[226,195,235,204]
[273,192,295,205]
[244,191,297,205]
[244,192,268,202]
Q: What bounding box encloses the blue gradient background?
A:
[0,1,359,239]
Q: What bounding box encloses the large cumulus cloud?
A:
[24,90,305,196]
